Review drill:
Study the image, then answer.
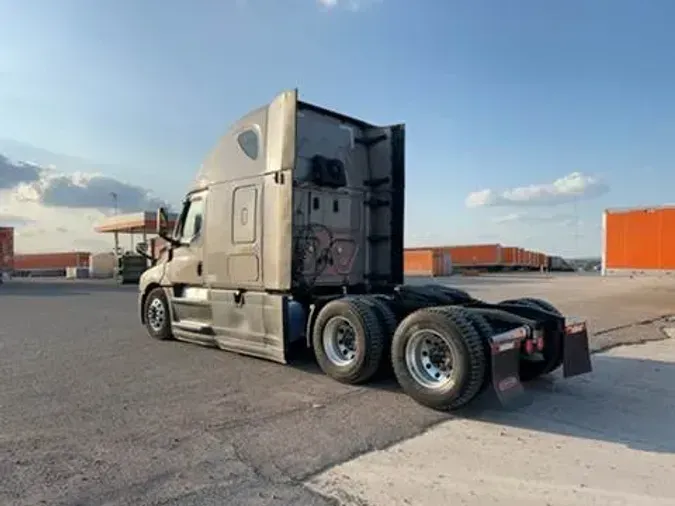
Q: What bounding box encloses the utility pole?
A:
[109,192,120,258]
[110,192,118,215]
[573,195,580,257]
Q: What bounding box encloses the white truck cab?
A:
[138,89,592,412]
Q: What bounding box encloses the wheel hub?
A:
[148,298,166,332]
[406,330,456,389]
[323,316,358,366]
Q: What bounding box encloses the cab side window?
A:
[178,197,205,243]
[237,129,259,160]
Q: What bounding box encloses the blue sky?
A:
[1,0,674,256]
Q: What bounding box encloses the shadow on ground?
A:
[292,344,675,456]
[461,352,675,454]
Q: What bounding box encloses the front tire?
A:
[312,297,386,385]
[391,307,486,411]
[144,287,173,341]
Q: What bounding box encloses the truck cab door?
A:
[166,190,210,324]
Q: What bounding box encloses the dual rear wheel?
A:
[312,298,489,410]
[391,307,486,410]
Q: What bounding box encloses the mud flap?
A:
[562,318,593,378]
[489,327,527,407]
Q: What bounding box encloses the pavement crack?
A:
[594,334,672,354]
[592,315,674,354]
[593,314,675,336]
[205,388,369,433]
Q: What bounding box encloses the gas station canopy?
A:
[95,211,179,235]
[94,211,180,283]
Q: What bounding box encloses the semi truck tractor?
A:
[137,89,592,411]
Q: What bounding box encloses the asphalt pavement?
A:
[1,280,447,505]
[1,277,674,505]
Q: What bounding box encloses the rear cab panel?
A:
[292,101,405,294]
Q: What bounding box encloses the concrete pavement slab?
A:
[306,338,675,506]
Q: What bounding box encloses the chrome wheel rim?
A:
[405,329,456,390]
[322,316,358,366]
[148,298,166,332]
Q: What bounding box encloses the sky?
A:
[1,0,675,256]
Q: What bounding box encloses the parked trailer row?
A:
[14,251,91,271]
[404,244,552,276]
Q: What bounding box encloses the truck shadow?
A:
[293,348,675,454]
[458,352,675,454]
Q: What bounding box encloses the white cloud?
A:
[491,212,523,224]
[0,153,170,253]
[465,172,609,208]
[317,0,380,11]
[492,212,581,227]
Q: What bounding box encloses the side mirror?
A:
[156,207,170,238]
[135,242,149,256]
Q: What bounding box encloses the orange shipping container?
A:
[517,248,525,265]
[520,250,530,266]
[404,249,434,275]
[442,244,502,266]
[502,246,518,265]
[603,206,675,273]
[532,252,545,268]
[404,248,452,276]
[526,250,535,267]
[14,251,91,270]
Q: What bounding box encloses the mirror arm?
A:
[158,231,181,248]
[156,206,181,248]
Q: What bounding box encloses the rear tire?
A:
[518,297,561,316]
[453,308,494,392]
[359,295,398,375]
[312,297,386,385]
[361,295,398,337]
[391,307,486,411]
[419,284,473,303]
[144,287,173,341]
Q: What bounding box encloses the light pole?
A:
[110,192,118,215]
[109,192,120,260]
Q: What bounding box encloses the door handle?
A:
[197,261,202,276]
